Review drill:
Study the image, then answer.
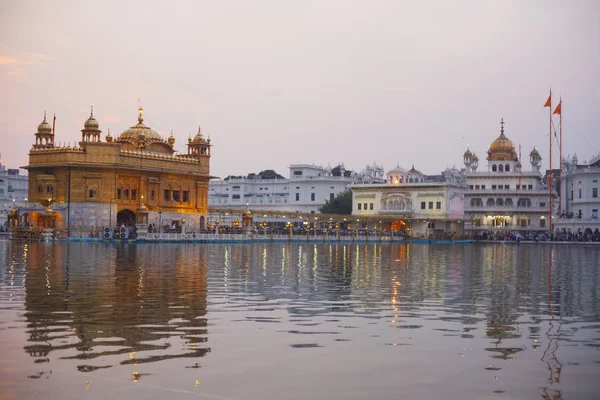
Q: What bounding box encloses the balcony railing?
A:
[464,205,548,212]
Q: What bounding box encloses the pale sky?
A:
[1,0,599,179]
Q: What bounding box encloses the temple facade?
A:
[462,119,552,234]
[21,107,212,236]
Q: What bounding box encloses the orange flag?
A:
[553,103,561,115]
[543,94,551,107]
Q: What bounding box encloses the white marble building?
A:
[554,153,600,236]
[350,166,467,238]
[209,163,383,214]
[1,158,28,228]
[462,120,553,233]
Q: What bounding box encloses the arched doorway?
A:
[200,216,206,231]
[117,209,135,227]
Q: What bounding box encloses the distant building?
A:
[0,158,28,229]
[462,119,553,234]
[350,165,467,238]
[554,153,600,237]
[209,162,384,214]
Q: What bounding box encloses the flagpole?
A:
[548,88,553,233]
[559,98,563,216]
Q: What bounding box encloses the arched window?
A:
[499,164,504,172]
[496,198,504,206]
[487,198,495,207]
[505,164,510,172]
[492,164,497,172]
[505,198,513,207]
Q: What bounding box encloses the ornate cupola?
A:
[187,124,211,158]
[34,109,54,148]
[530,145,542,172]
[463,146,473,168]
[168,130,176,148]
[81,104,102,143]
[471,152,479,171]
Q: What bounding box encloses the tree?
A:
[257,169,285,179]
[319,191,352,214]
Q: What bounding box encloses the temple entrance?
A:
[117,209,135,227]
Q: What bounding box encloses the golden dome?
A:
[472,153,479,161]
[118,108,163,141]
[487,119,517,161]
[242,209,253,218]
[191,124,207,143]
[463,148,472,157]
[7,206,18,217]
[37,110,52,134]
[530,147,540,157]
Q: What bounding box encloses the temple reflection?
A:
[21,242,209,370]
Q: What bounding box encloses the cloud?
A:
[0,46,53,81]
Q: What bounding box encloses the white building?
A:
[554,153,600,237]
[350,166,467,239]
[462,120,553,234]
[0,158,29,228]
[209,163,383,214]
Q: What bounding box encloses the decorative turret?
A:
[530,145,542,172]
[187,123,211,157]
[168,130,176,148]
[463,146,472,168]
[81,105,102,143]
[471,152,479,171]
[105,128,113,143]
[34,109,54,148]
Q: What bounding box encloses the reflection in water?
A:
[18,243,209,371]
[0,241,599,399]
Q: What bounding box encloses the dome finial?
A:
[500,118,505,135]
[90,104,94,117]
[198,123,202,135]
[138,107,144,124]
[43,109,47,122]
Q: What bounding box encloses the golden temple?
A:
[19,106,212,236]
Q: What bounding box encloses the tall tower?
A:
[34,110,54,148]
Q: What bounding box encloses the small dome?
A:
[530,148,540,157]
[37,111,52,134]
[137,203,147,212]
[463,148,472,157]
[472,153,479,161]
[242,209,253,218]
[83,105,100,130]
[408,165,423,175]
[190,124,207,143]
[7,206,18,217]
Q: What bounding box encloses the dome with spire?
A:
[37,110,52,134]
[463,147,472,157]
[84,105,100,130]
[529,147,540,157]
[408,164,423,175]
[487,118,517,161]
[118,107,163,141]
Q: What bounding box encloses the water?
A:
[0,240,599,400]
